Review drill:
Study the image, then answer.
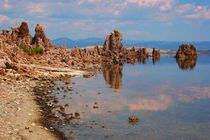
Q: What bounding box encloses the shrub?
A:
[31,46,44,55]
[19,45,44,56]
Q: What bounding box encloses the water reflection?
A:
[48,55,210,140]
[102,64,123,92]
[152,56,160,64]
[176,57,197,70]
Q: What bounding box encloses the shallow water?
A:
[50,55,210,140]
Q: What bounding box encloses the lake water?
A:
[50,55,210,140]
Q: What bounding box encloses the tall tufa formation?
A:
[32,24,51,49]
[103,29,123,52]
[11,22,32,46]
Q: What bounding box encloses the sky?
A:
[0,0,210,41]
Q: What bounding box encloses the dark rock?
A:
[129,115,139,125]
[18,22,30,38]
[75,112,80,119]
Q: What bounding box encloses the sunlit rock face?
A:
[11,22,32,46]
[32,24,52,49]
[102,64,123,91]
[103,29,123,52]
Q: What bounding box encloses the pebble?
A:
[31,123,36,126]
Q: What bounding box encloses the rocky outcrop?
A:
[103,29,123,52]
[1,30,10,39]
[176,44,197,59]
[0,51,12,69]
[175,44,198,70]
[32,24,51,49]
[11,22,32,46]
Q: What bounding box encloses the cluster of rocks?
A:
[3,22,52,49]
[175,44,198,70]
[176,44,197,59]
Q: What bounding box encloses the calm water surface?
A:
[50,55,210,140]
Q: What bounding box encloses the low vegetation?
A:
[19,44,44,56]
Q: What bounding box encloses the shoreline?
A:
[0,69,89,140]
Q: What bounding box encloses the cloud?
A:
[128,94,173,111]
[26,2,50,18]
[126,30,148,36]
[0,14,24,25]
[176,3,210,20]
[0,14,11,24]
[0,0,12,10]
[125,0,175,11]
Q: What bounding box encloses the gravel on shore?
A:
[0,76,58,140]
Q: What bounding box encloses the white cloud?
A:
[126,30,148,36]
[27,2,50,17]
[0,14,24,25]
[125,0,175,11]
[176,3,210,20]
[0,14,11,24]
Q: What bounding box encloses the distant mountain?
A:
[52,37,210,50]
[51,37,104,49]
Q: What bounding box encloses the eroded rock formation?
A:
[32,24,51,49]
[176,44,198,70]
[176,44,197,59]
[11,22,32,46]
[103,29,123,52]
[0,24,162,76]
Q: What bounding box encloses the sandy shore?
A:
[0,68,88,140]
[0,76,58,140]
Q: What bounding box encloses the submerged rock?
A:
[129,115,139,125]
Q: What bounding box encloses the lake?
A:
[49,55,210,140]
